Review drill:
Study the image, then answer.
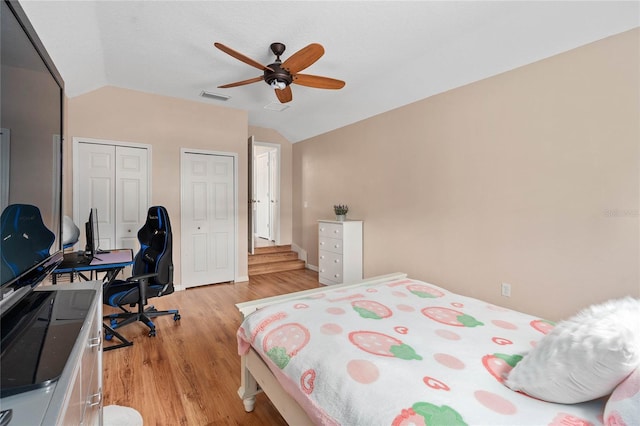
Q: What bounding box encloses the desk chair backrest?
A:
[132,206,173,294]
[1,204,55,283]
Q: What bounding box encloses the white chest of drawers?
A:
[318,220,363,285]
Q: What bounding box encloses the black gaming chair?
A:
[103,206,180,338]
[1,204,55,284]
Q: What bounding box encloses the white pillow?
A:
[505,297,640,404]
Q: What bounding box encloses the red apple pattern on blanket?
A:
[349,331,422,360]
[482,353,523,383]
[407,284,445,298]
[530,319,555,335]
[421,307,484,327]
[263,323,310,369]
[352,300,393,319]
[392,402,467,426]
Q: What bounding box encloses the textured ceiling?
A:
[20,1,640,143]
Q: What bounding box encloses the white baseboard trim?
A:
[291,243,307,263]
[235,275,249,283]
[306,264,319,272]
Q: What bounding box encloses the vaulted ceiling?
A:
[20,1,639,143]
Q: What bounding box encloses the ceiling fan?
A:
[214,42,345,103]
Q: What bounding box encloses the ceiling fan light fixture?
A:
[270,80,287,90]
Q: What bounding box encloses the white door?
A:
[268,149,278,241]
[181,151,235,287]
[252,142,280,245]
[248,136,255,254]
[75,140,149,252]
[255,152,270,239]
[115,147,149,252]
[77,143,116,250]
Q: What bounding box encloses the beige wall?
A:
[65,87,249,283]
[248,126,293,245]
[293,29,640,320]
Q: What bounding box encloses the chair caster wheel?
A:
[174,313,181,321]
[149,330,156,337]
[105,333,113,341]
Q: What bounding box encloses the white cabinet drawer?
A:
[319,251,343,283]
[318,220,362,286]
[318,222,343,239]
[319,236,343,254]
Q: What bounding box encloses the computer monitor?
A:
[84,208,100,257]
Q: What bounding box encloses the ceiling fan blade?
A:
[293,74,345,90]
[218,76,264,88]
[282,43,324,74]
[275,86,293,103]
[214,42,274,72]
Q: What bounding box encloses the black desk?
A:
[54,249,134,284]
[53,249,135,351]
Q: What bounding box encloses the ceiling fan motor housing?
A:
[264,63,293,87]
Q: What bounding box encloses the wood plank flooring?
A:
[102,269,322,426]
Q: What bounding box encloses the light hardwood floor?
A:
[103,269,322,426]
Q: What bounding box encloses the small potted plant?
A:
[334,204,349,221]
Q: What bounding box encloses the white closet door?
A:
[75,140,149,252]
[77,142,116,250]
[115,146,148,252]
[181,151,235,287]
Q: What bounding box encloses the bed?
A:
[235,273,636,425]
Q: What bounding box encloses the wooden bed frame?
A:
[235,272,407,425]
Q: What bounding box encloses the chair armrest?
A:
[128,272,158,282]
[128,273,158,306]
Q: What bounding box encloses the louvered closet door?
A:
[76,141,149,252]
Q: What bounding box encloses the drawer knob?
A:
[320,255,325,259]
[334,244,339,248]
[334,259,340,263]
[87,391,102,407]
[320,242,325,246]
[334,274,340,278]
[88,335,101,349]
[334,230,339,234]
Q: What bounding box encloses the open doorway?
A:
[251,141,280,249]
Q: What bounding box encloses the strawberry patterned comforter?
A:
[237,277,604,425]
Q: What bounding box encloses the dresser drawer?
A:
[318,222,343,239]
[319,236,343,254]
[319,251,343,282]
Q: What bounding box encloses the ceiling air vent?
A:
[200,90,230,101]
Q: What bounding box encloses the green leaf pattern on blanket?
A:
[457,313,484,327]
[266,346,290,369]
[495,353,523,367]
[392,402,467,426]
[413,402,467,426]
[353,305,383,319]
[391,343,423,361]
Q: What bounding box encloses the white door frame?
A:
[180,148,239,289]
[253,141,281,245]
[0,129,10,213]
[72,137,152,232]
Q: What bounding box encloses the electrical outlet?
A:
[501,283,511,297]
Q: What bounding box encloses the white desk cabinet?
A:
[318,220,363,285]
[0,281,103,426]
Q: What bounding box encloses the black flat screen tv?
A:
[0,0,64,316]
